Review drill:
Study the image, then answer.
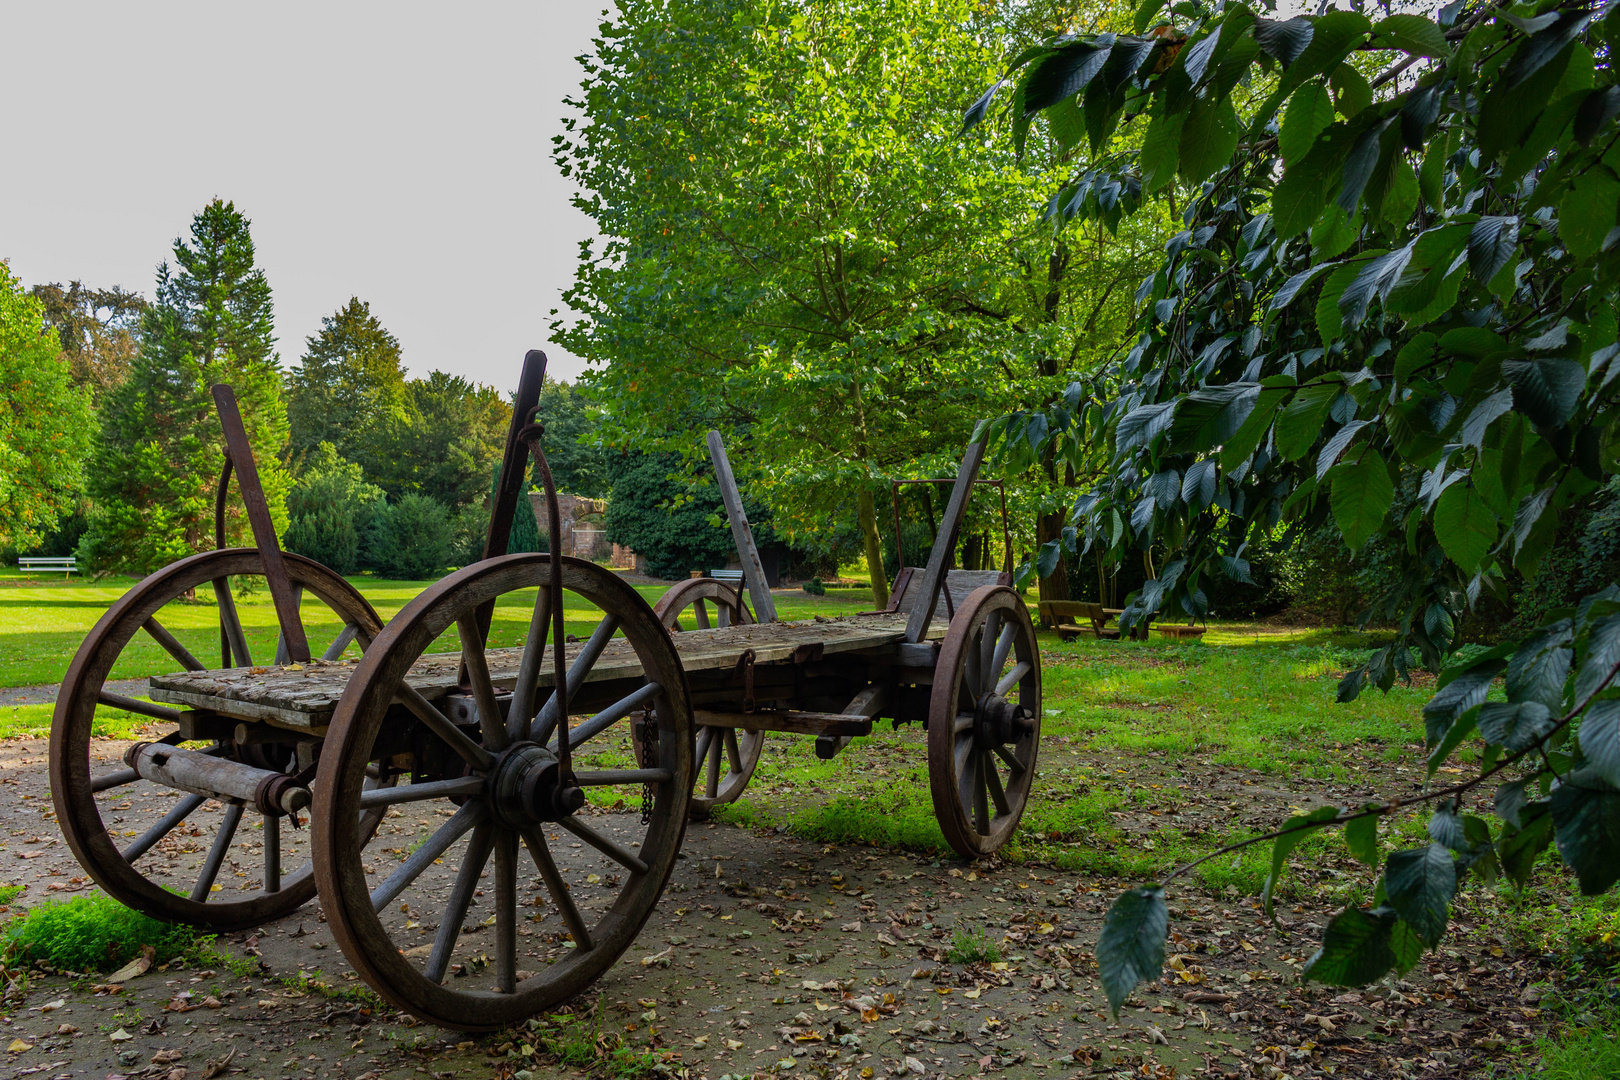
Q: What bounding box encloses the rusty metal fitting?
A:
[254,773,312,816]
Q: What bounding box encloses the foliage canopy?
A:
[964,0,1620,1011]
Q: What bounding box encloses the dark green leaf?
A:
[1331,456,1395,551]
[1549,768,1620,895]
[1576,614,1620,706]
[1373,14,1449,58]
[1337,120,1391,215]
[1345,808,1380,865]
[1559,169,1620,259]
[1116,401,1177,451]
[1095,887,1168,1017]
[1433,483,1497,575]
[1302,906,1399,986]
[1495,778,1532,828]
[1179,96,1242,183]
[1139,108,1185,193]
[1278,85,1333,164]
[1502,10,1593,90]
[1264,805,1341,917]
[1181,459,1217,510]
[1315,419,1369,480]
[1270,260,1338,310]
[961,81,1004,133]
[1507,621,1574,710]
[1467,217,1518,282]
[1023,43,1112,114]
[1422,659,1505,743]
[1574,86,1620,144]
[1579,699,1620,785]
[1498,803,1555,888]
[1460,389,1514,449]
[1427,806,1467,852]
[1280,11,1372,95]
[1274,384,1338,461]
[1384,845,1456,947]
[1477,700,1556,751]
[1256,17,1314,66]
[1339,246,1413,328]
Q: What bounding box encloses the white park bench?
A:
[17,556,76,577]
[705,569,745,584]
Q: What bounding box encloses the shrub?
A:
[283,443,383,575]
[803,577,826,596]
[603,453,738,580]
[6,895,196,972]
[367,494,452,580]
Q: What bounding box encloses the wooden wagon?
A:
[49,351,1041,1030]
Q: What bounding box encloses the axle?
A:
[124,741,310,816]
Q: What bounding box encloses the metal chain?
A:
[635,709,659,824]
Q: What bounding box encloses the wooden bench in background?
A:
[1038,600,1121,640]
[17,556,75,577]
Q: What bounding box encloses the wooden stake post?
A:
[903,439,986,644]
[705,431,778,623]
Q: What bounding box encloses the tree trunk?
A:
[1036,509,1070,625]
[858,487,889,609]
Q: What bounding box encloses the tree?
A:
[0,263,95,551]
[79,199,290,573]
[535,380,611,499]
[368,371,510,511]
[30,280,148,402]
[282,443,384,575]
[557,0,1108,605]
[367,494,452,580]
[966,0,1620,1010]
[285,297,408,478]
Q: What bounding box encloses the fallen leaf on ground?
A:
[109,1028,133,1042]
[6,1039,29,1053]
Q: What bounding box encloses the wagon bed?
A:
[147,611,947,733]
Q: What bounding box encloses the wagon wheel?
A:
[50,549,385,931]
[312,554,693,1031]
[926,585,1041,859]
[652,576,753,632]
[651,578,761,814]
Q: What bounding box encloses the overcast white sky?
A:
[2,1,605,391]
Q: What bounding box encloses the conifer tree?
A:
[285,297,408,478]
[80,199,290,572]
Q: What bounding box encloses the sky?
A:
[1,1,606,392]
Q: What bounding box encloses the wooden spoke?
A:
[553,682,661,752]
[993,743,1024,773]
[556,817,648,875]
[508,586,552,740]
[123,793,205,863]
[574,768,673,786]
[214,579,252,668]
[395,685,496,771]
[425,824,495,985]
[984,756,1011,817]
[695,600,711,630]
[457,616,509,753]
[359,776,485,809]
[190,801,244,902]
[532,614,621,745]
[979,612,1002,687]
[97,690,180,723]
[694,726,715,768]
[274,586,306,665]
[990,622,1016,684]
[264,812,281,893]
[521,828,593,952]
[321,623,361,662]
[723,729,743,774]
[952,712,974,735]
[963,639,983,699]
[704,729,722,799]
[718,604,731,629]
[494,831,518,994]
[143,617,204,672]
[971,752,990,835]
[995,661,1031,697]
[371,801,485,912]
[92,767,141,793]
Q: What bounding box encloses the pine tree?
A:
[285,297,408,478]
[79,199,290,572]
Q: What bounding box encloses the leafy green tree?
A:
[282,443,384,575]
[285,297,408,478]
[79,199,290,573]
[0,264,95,551]
[603,453,758,581]
[967,0,1620,1009]
[558,0,1102,605]
[369,372,509,511]
[535,380,611,499]
[30,280,147,402]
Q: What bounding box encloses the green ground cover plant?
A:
[4,894,197,973]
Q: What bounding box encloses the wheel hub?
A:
[972,693,1034,749]
[489,742,585,827]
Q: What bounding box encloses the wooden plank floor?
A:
[148,612,943,731]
